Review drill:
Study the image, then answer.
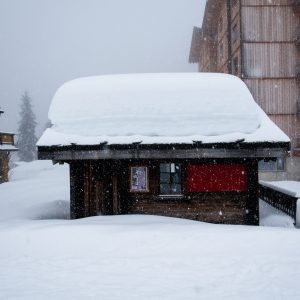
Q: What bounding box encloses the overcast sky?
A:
[0,0,206,136]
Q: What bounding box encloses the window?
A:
[258,158,285,172]
[160,163,182,195]
[130,166,149,192]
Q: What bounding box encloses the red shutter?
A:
[187,164,247,192]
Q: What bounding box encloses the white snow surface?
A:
[0,161,299,299]
[0,144,18,151]
[37,73,289,146]
[259,199,295,228]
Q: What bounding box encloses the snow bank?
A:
[0,160,69,220]
[259,199,295,228]
[0,161,300,299]
[1,215,300,300]
[37,73,289,146]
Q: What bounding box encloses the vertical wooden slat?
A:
[69,162,85,219]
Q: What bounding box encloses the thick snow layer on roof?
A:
[37,73,289,146]
[0,145,17,151]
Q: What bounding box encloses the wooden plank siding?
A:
[244,79,297,114]
[241,5,299,42]
[0,153,9,183]
[216,0,230,73]
[243,43,296,78]
[195,0,300,159]
[242,0,292,6]
[0,133,14,145]
[0,133,16,183]
[68,159,260,225]
[269,114,300,148]
[240,1,300,155]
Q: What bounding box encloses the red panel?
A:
[187,164,247,192]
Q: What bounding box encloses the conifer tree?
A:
[17,91,37,162]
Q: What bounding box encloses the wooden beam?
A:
[39,147,288,161]
[245,161,259,225]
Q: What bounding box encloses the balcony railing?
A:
[259,184,297,224]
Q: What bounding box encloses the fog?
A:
[0,0,205,136]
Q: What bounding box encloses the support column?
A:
[246,160,259,225]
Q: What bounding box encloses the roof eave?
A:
[37,142,290,161]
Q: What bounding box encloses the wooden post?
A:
[245,160,259,225]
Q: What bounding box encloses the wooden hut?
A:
[0,131,17,183]
[37,73,289,225]
[189,0,300,181]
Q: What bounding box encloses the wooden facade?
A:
[0,132,16,183]
[190,0,300,179]
[38,142,289,225]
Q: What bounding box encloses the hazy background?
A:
[0,0,206,136]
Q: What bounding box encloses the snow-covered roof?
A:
[37,73,289,147]
[0,144,18,151]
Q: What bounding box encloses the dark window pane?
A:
[171,173,181,184]
[258,160,276,171]
[171,184,181,194]
[160,164,170,173]
[160,184,170,194]
[159,163,182,195]
[160,173,170,183]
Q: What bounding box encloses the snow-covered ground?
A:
[0,161,299,300]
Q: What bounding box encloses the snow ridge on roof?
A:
[37,73,289,146]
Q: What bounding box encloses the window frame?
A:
[258,158,285,172]
[159,163,183,197]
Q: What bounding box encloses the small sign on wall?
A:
[130,166,149,192]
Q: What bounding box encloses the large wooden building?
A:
[0,111,17,183]
[189,0,300,180]
[37,73,289,225]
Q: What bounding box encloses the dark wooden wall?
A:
[0,152,10,183]
[68,159,259,225]
[197,0,300,155]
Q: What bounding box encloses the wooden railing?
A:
[259,184,297,223]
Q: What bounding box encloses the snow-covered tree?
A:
[17,91,37,162]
